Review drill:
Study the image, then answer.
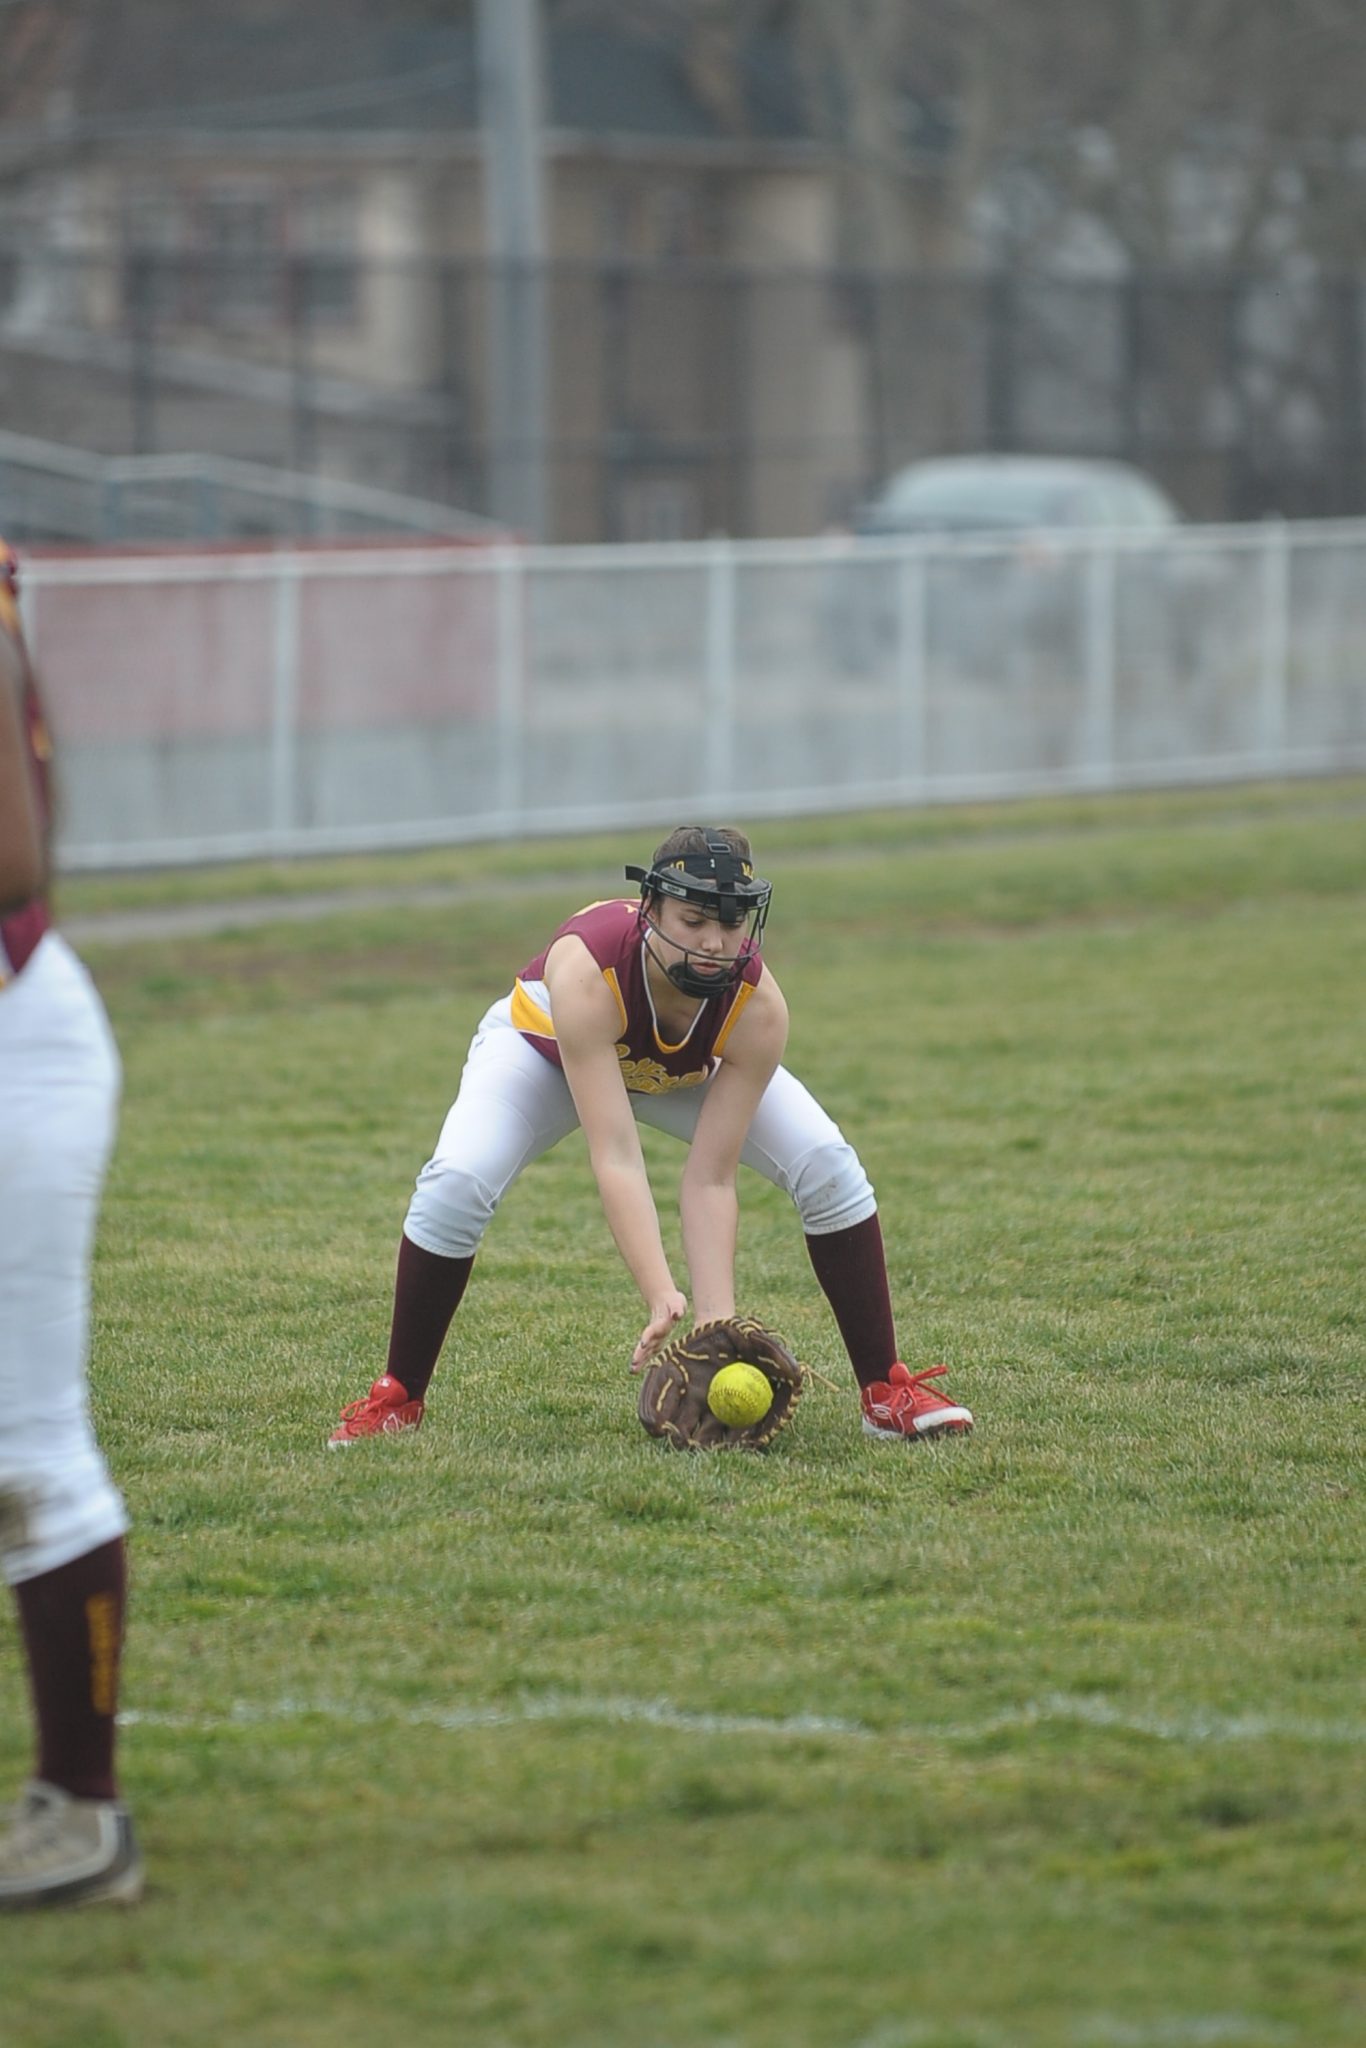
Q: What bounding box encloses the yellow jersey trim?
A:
[601,965,629,1035]
[711,978,756,1059]
[510,979,554,1038]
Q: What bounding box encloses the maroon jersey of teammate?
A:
[512,898,764,1095]
[0,544,52,983]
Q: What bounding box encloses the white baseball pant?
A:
[403,994,877,1258]
[0,934,127,1587]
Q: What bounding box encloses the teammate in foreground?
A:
[0,546,142,1909]
[331,826,972,1448]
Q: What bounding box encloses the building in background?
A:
[3,13,937,539]
[1,6,1361,539]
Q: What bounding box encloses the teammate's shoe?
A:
[0,1781,143,1910]
[328,1373,425,1447]
[861,1362,973,1440]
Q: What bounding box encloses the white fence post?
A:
[270,557,301,847]
[1259,521,1290,768]
[15,565,39,664]
[703,540,737,804]
[896,549,928,794]
[1082,540,1118,786]
[494,547,526,832]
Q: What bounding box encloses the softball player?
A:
[331,826,972,1447]
[0,547,141,1909]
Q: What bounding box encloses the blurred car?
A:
[824,455,1183,673]
[853,454,1181,539]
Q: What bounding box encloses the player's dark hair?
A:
[651,825,753,867]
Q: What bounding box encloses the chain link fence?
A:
[3,251,1364,540]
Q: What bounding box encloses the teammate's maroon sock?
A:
[14,1536,127,1802]
[804,1213,899,1390]
[383,1234,475,1401]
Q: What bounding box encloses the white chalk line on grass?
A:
[855,2019,1294,2048]
[854,2018,1295,2048]
[119,1690,1363,1746]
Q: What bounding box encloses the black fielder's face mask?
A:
[625,833,773,999]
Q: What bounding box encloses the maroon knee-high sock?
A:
[804,1213,899,1390]
[14,1536,127,1802]
[384,1234,475,1401]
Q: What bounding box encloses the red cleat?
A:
[328,1374,425,1447]
[861,1362,973,1441]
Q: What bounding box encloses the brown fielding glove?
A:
[638,1315,806,1450]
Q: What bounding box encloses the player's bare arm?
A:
[0,637,45,913]
[680,970,790,1321]
[544,933,688,1362]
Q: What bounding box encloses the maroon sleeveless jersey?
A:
[0,544,52,983]
[512,898,763,1093]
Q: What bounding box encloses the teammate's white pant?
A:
[0,934,127,1588]
[404,995,877,1259]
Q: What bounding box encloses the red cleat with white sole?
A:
[328,1374,425,1447]
[861,1362,973,1440]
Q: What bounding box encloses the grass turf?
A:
[3,783,1363,2048]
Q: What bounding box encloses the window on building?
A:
[616,474,699,541]
[122,184,188,321]
[646,183,700,263]
[197,182,281,327]
[121,176,362,333]
[293,182,360,325]
[599,183,637,263]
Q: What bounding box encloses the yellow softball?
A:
[707,1361,774,1428]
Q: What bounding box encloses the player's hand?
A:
[631,1292,688,1372]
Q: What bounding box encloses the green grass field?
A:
[3,783,1363,2048]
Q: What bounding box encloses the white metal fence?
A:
[21,521,1366,870]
